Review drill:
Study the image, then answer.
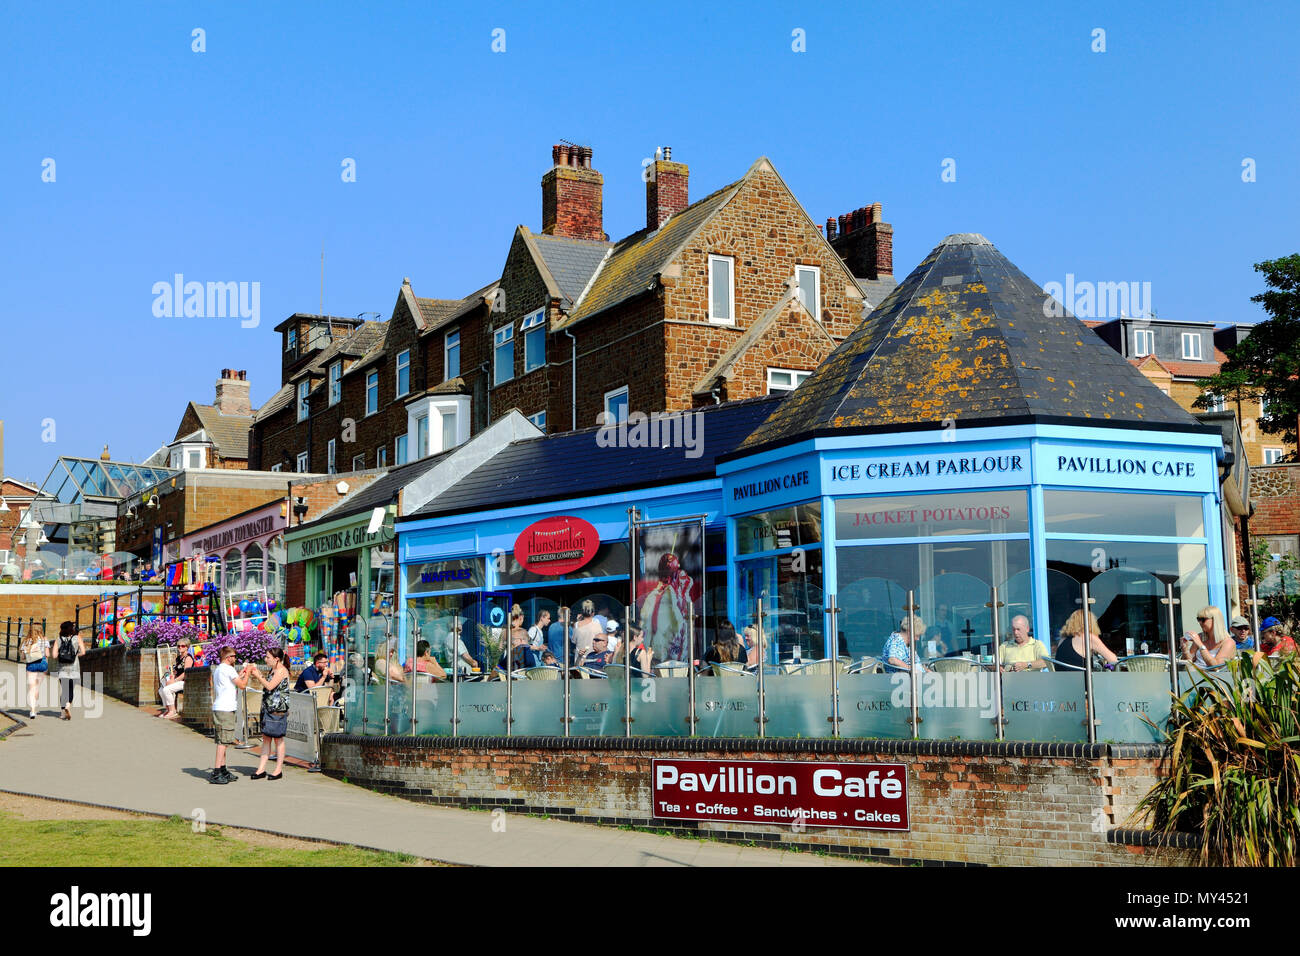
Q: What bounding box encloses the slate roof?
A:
[737,233,1210,455]
[557,178,744,329]
[424,280,500,333]
[187,404,253,460]
[289,321,387,382]
[857,276,898,311]
[415,297,462,328]
[309,450,457,526]
[403,395,784,521]
[530,233,612,309]
[254,383,294,422]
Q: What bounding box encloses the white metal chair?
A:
[847,656,882,675]
[522,666,559,681]
[654,661,688,678]
[711,661,751,677]
[931,657,978,673]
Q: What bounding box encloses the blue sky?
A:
[1,0,1296,484]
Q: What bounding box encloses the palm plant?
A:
[1136,654,1300,865]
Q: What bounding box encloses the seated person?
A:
[1253,619,1297,665]
[580,634,613,671]
[614,624,657,675]
[741,625,759,667]
[703,620,747,669]
[1230,615,1255,650]
[539,650,562,669]
[882,614,928,673]
[998,615,1048,672]
[1180,606,1236,668]
[404,640,448,681]
[924,605,952,657]
[295,651,334,693]
[373,639,407,684]
[1056,610,1118,670]
[158,638,195,719]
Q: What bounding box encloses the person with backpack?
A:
[54,621,85,721]
[20,623,50,720]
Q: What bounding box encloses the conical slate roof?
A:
[738,233,1205,454]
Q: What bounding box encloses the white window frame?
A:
[1181,332,1203,361]
[494,324,515,385]
[352,454,366,471]
[296,452,308,473]
[1264,447,1284,465]
[445,329,460,380]
[1259,396,1269,418]
[604,386,629,424]
[522,309,546,373]
[406,394,470,457]
[795,265,821,321]
[708,254,735,325]
[365,371,379,415]
[376,446,388,468]
[1133,328,1155,357]
[766,368,812,394]
[270,463,282,473]
[1205,393,1225,413]
[297,380,310,421]
[527,411,547,432]
[395,349,410,398]
[328,361,342,406]
[395,434,407,466]
[327,439,337,475]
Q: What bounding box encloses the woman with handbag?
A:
[20,624,50,719]
[54,621,85,721]
[249,647,291,780]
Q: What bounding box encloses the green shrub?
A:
[1137,653,1300,866]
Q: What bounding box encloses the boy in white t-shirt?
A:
[210,646,253,784]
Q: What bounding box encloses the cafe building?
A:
[378,234,1234,745]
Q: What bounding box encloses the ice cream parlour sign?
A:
[513,516,600,576]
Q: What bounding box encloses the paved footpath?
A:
[0,662,859,867]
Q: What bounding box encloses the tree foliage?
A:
[1195,255,1300,449]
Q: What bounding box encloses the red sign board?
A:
[652,758,909,831]
[513,515,600,576]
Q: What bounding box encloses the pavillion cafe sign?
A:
[513,516,600,576]
[652,758,909,831]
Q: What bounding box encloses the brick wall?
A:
[78,644,160,707]
[322,736,1188,866]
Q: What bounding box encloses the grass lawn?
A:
[0,811,426,866]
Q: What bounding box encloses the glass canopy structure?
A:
[27,457,176,558]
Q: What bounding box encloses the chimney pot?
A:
[829,202,893,280]
[646,149,689,230]
[541,143,605,240]
[825,217,837,240]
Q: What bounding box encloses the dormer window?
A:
[1133,328,1155,357]
[1181,333,1203,361]
[286,328,298,354]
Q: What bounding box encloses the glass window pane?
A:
[736,550,825,662]
[736,502,822,555]
[836,490,1029,540]
[1044,491,1204,538]
[244,543,263,590]
[711,257,732,320]
[441,411,457,449]
[224,549,243,593]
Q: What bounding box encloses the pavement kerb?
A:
[0,786,461,865]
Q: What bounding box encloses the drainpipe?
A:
[564,329,577,430]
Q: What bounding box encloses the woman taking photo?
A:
[1055,610,1118,669]
[1181,606,1236,667]
[249,647,291,780]
[20,623,50,720]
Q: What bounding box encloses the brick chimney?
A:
[541,144,606,241]
[646,146,689,230]
[828,202,893,280]
[214,369,252,416]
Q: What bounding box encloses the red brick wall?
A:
[0,585,138,633]
[323,738,1186,866]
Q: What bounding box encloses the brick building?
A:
[0,478,43,574]
[1088,317,1293,467]
[251,144,895,473]
[147,369,258,471]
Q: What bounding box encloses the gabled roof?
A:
[692,286,834,396]
[424,280,500,333]
[737,233,1208,455]
[254,382,294,422]
[528,231,612,309]
[404,395,783,521]
[557,176,745,329]
[415,297,462,328]
[1131,355,1175,378]
[186,404,253,460]
[289,321,387,383]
